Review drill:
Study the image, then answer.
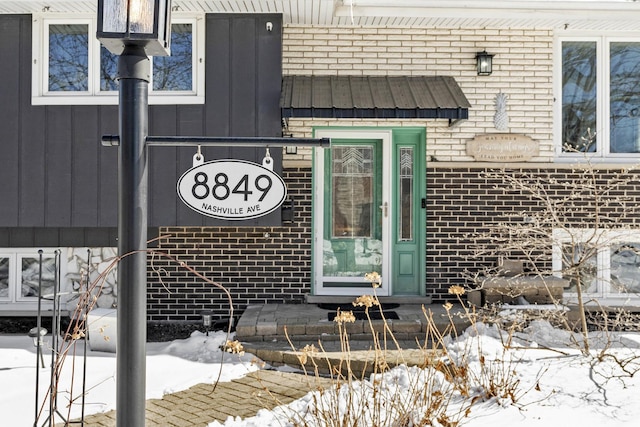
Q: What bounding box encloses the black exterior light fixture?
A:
[97,0,172,56]
[281,196,295,223]
[201,311,213,336]
[475,50,494,76]
[96,1,171,426]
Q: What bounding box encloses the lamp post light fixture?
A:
[97,1,171,426]
[97,0,172,56]
[28,326,47,366]
[475,50,494,76]
[201,311,213,336]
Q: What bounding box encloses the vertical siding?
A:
[0,14,284,230]
[45,107,73,226]
[149,105,179,226]
[97,106,119,226]
[0,16,22,225]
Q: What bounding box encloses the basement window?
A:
[552,228,640,304]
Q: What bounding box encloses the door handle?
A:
[379,202,388,217]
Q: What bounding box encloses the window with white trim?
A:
[32,14,204,105]
[0,250,62,305]
[558,36,640,159]
[553,228,640,303]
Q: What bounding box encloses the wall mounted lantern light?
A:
[475,50,494,76]
[97,0,172,56]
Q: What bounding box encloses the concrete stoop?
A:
[237,304,466,338]
[246,346,444,377]
[236,303,471,372]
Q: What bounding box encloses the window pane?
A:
[610,243,640,293]
[0,257,8,300]
[101,0,127,33]
[331,146,374,238]
[129,0,156,34]
[562,41,597,152]
[324,143,382,279]
[49,24,88,91]
[153,24,192,91]
[562,243,598,293]
[100,46,119,91]
[20,256,56,299]
[399,147,413,241]
[610,42,640,153]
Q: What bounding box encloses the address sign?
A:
[177,159,287,220]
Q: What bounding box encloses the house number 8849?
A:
[191,172,273,202]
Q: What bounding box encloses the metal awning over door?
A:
[280,75,470,125]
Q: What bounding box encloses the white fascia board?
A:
[334,0,640,21]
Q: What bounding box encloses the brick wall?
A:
[281,26,555,164]
[145,164,640,319]
[426,166,640,302]
[147,168,313,322]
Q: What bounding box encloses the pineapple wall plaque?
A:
[467,133,539,162]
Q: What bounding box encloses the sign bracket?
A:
[102,135,331,148]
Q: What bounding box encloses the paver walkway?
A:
[61,370,332,426]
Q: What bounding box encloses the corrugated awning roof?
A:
[280,75,471,123]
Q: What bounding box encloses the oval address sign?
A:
[177,159,287,220]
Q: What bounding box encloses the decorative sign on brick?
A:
[177,159,287,220]
[467,133,539,162]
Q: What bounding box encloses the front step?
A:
[236,303,469,352]
[305,295,433,305]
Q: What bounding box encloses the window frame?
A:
[552,228,640,304]
[0,253,11,302]
[0,249,63,306]
[32,13,205,106]
[555,33,640,162]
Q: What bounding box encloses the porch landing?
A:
[236,301,470,357]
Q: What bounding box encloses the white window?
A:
[557,35,640,160]
[0,249,62,307]
[32,14,205,105]
[553,228,640,304]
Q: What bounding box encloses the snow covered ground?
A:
[0,330,258,426]
[2,320,640,426]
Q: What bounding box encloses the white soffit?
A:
[1,0,640,31]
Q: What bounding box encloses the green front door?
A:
[313,128,425,296]
[391,129,426,295]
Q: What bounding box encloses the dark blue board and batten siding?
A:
[0,14,284,246]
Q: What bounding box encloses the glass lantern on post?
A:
[97,0,172,57]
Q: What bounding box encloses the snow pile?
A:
[2,321,640,427]
[0,331,257,425]
[212,320,640,427]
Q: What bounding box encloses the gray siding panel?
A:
[149,105,179,226]
[19,106,46,226]
[0,13,283,229]
[0,16,22,225]
[98,106,119,226]
[72,106,100,226]
[45,107,73,227]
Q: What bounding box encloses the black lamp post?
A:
[475,50,494,76]
[97,1,171,426]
